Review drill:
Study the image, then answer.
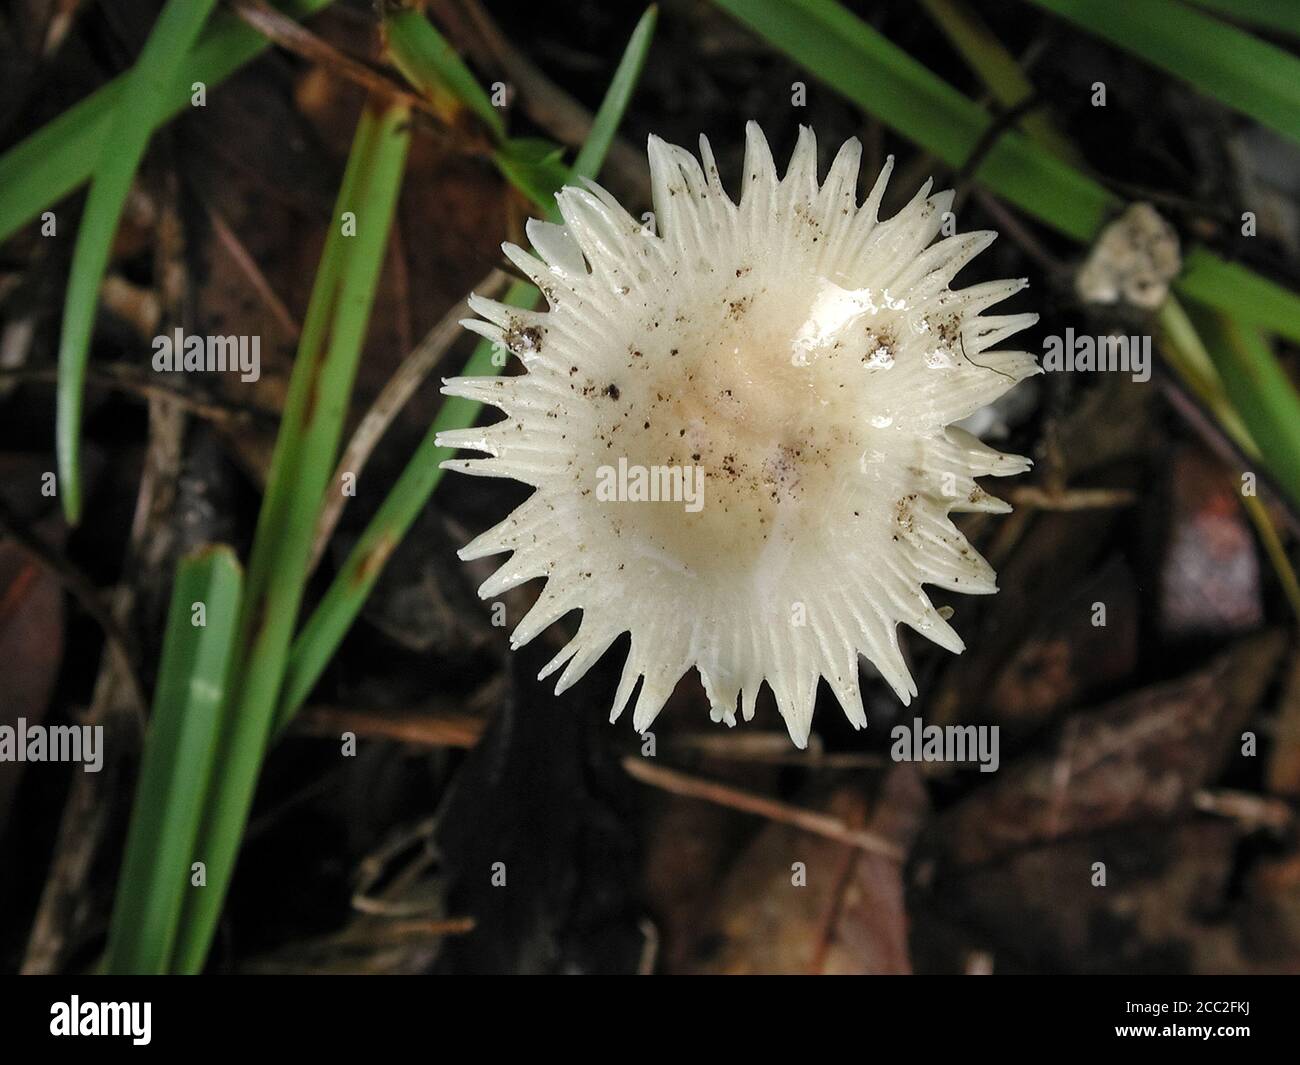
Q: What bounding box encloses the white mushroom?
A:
[438,124,1038,747]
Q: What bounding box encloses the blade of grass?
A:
[275,278,536,728]
[275,5,659,728]
[1241,493,1300,620]
[56,0,220,525]
[1186,0,1300,37]
[1022,0,1300,144]
[103,547,242,975]
[908,0,1245,438]
[1155,298,1257,458]
[384,6,505,139]
[710,0,1300,343]
[917,0,1081,164]
[1177,248,1300,342]
[0,0,334,246]
[493,136,572,213]
[170,97,411,973]
[567,5,657,198]
[1192,309,1300,510]
[384,6,547,207]
[919,0,1267,463]
[1157,301,1300,620]
[383,5,654,214]
[715,0,1116,240]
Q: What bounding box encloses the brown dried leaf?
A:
[924,631,1286,871]
[683,768,926,975]
[0,539,64,839]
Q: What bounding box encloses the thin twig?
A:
[228,0,442,124]
[307,268,509,570]
[389,221,412,358]
[951,94,1047,208]
[294,703,486,748]
[1241,492,1300,622]
[971,188,1070,279]
[621,756,904,860]
[1193,788,1293,832]
[291,674,502,748]
[246,771,341,840]
[352,815,440,918]
[1006,485,1138,511]
[324,916,476,943]
[1158,371,1300,539]
[204,197,301,338]
[807,802,864,974]
[0,364,276,425]
[238,915,474,972]
[42,0,85,56]
[669,731,886,768]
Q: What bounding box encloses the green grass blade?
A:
[1158,306,1300,622]
[493,137,572,213]
[0,0,334,247]
[1241,493,1300,620]
[917,0,1081,164]
[1155,300,1250,442]
[383,6,574,211]
[1183,305,1300,618]
[276,279,537,728]
[494,3,657,215]
[1187,0,1300,37]
[1158,297,1300,624]
[276,6,660,728]
[714,0,1118,240]
[1176,249,1300,344]
[711,0,1300,343]
[383,7,506,141]
[1023,0,1300,144]
[103,546,242,975]
[1192,308,1300,510]
[169,98,411,973]
[56,0,220,525]
[568,4,658,189]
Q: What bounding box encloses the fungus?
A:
[437,124,1038,747]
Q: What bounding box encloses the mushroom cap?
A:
[438,124,1037,747]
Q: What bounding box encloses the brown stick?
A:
[205,199,302,338]
[1193,788,1293,832]
[621,756,904,861]
[294,704,486,749]
[327,916,476,942]
[1006,485,1138,511]
[1158,372,1300,538]
[229,0,438,121]
[307,269,510,571]
[0,364,276,426]
[668,730,886,768]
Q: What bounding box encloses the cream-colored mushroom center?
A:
[585,278,887,575]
